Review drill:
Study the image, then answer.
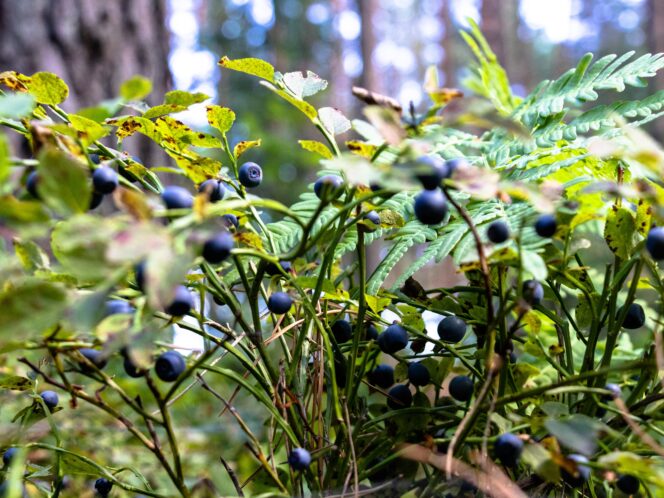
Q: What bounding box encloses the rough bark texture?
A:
[0,0,171,162]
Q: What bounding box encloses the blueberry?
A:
[94,477,113,497]
[26,171,39,199]
[165,286,193,316]
[367,364,394,389]
[331,319,352,343]
[646,226,664,260]
[135,261,146,292]
[377,323,409,354]
[604,383,622,399]
[92,167,119,195]
[238,162,263,188]
[40,390,59,410]
[365,323,379,341]
[3,448,17,467]
[212,294,225,306]
[387,384,413,409]
[414,155,448,190]
[155,351,186,382]
[413,189,448,225]
[123,355,145,378]
[523,279,544,306]
[410,338,427,353]
[89,192,104,210]
[222,213,239,229]
[314,175,344,200]
[444,157,468,177]
[202,231,234,264]
[561,454,591,488]
[437,316,467,343]
[198,179,224,202]
[487,220,510,243]
[89,153,101,164]
[449,375,474,402]
[288,448,311,470]
[407,362,430,386]
[616,474,639,494]
[161,186,193,210]
[494,433,524,467]
[620,303,645,329]
[105,300,133,316]
[535,214,557,238]
[265,260,292,276]
[267,292,292,315]
[79,348,108,370]
[361,210,381,232]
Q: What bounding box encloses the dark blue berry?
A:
[89,153,101,164]
[314,175,343,200]
[79,348,108,370]
[222,213,239,229]
[265,260,292,276]
[267,292,292,315]
[437,316,467,343]
[26,171,39,199]
[161,186,193,210]
[646,226,664,260]
[449,375,473,402]
[123,355,145,378]
[198,179,224,202]
[135,261,146,292]
[444,157,468,177]
[377,323,409,354]
[40,390,59,410]
[202,231,234,264]
[413,189,448,225]
[365,323,379,340]
[288,448,311,470]
[89,192,104,210]
[494,433,523,467]
[155,351,186,382]
[94,477,113,496]
[367,364,394,389]
[361,210,381,232]
[620,303,645,329]
[523,279,544,306]
[238,162,262,188]
[2,448,17,467]
[105,300,133,316]
[92,167,119,195]
[387,384,413,409]
[535,214,557,238]
[487,220,510,243]
[165,285,193,316]
[616,474,639,494]
[561,454,590,488]
[407,362,430,386]
[331,319,352,343]
[414,155,448,190]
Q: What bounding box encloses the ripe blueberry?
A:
[437,316,467,343]
[646,226,664,260]
[413,189,448,225]
[155,351,186,382]
[493,433,523,467]
[105,300,133,316]
[267,292,292,315]
[605,383,622,399]
[89,192,104,210]
[222,213,239,229]
[561,454,590,487]
[449,375,474,402]
[135,261,146,292]
[165,285,193,316]
[202,231,234,264]
[79,348,108,370]
[414,155,448,190]
[265,260,292,276]
[161,185,193,210]
[122,350,145,378]
[331,319,352,343]
[444,157,468,177]
[620,303,645,329]
[198,179,224,202]
[523,279,544,306]
[26,171,39,199]
[387,384,413,409]
[535,214,557,238]
[40,390,59,410]
[288,448,311,470]
[2,448,17,467]
[616,474,639,494]
[89,153,101,164]
[361,210,381,232]
[367,364,394,389]
[365,323,379,340]
[238,162,263,188]
[487,220,510,243]
[407,362,430,386]
[92,167,119,195]
[314,175,343,200]
[94,477,113,497]
[377,323,409,354]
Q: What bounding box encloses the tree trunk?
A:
[480,0,520,84]
[647,0,664,139]
[0,0,171,161]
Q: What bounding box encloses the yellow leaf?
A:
[299,140,333,159]
[234,139,261,159]
[346,140,377,159]
[206,105,236,134]
[218,56,275,82]
[260,81,318,120]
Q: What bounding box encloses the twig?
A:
[220,457,245,497]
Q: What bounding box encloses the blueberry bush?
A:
[2,21,664,497]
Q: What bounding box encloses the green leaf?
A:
[0,278,66,338]
[0,133,8,188]
[522,250,548,280]
[26,72,69,105]
[604,206,636,259]
[37,148,91,216]
[0,196,49,223]
[521,442,560,483]
[142,103,188,119]
[365,294,391,314]
[0,375,33,391]
[206,105,236,134]
[260,81,318,119]
[544,414,602,455]
[164,90,209,106]
[67,114,110,145]
[173,155,222,184]
[299,140,333,159]
[282,71,328,99]
[218,56,275,82]
[0,92,35,118]
[13,238,49,272]
[120,75,153,100]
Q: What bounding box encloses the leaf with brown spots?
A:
[218,56,275,82]
[345,140,377,159]
[604,206,636,260]
[173,155,222,184]
[234,139,261,159]
[298,140,333,159]
[206,105,236,134]
[235,231,264,251]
